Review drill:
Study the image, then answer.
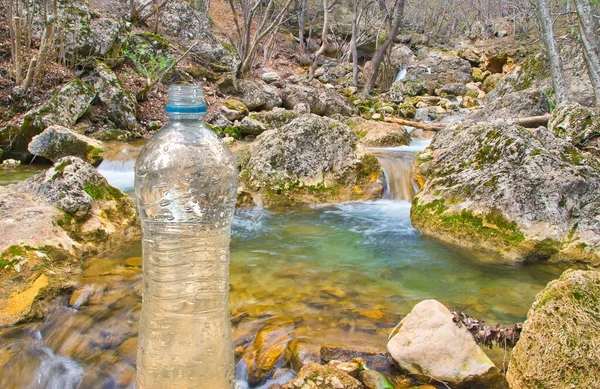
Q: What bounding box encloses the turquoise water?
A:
[0,140,566,388]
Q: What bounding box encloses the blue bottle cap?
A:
[166,85,207,114]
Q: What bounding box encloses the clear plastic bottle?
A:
[134,85,237,389]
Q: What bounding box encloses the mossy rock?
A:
[507,269,600,389]
[0,80,96,160]
[223,99,249,114]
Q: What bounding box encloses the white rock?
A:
[387,299,498,386]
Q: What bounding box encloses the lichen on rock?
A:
[412,121,600,264]
[241,114,383,207]
[506,269,600,389]
[0,80,96,160]
[28,125,105,166]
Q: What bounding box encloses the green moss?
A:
[83,182,124,201]
[356,153,381,182]
[412,198,526,248]
[0,245,28,272]
[223,99,248,113]
[221,41,236,55]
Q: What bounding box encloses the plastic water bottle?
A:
[134,85,237,388]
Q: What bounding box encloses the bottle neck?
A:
[167,113,206,123]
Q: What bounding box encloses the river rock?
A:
[243,323,294,387]
[221,99,249,121]
[281,85,357,117]
[0,158,138,326]
[156,2,238,72]
[345,117,410,147]
[0,80,96,160]
[16,156,136,224]
[28,125,104,166]
[220,79,282,111]
[412,121,600,264]
[92,62,138,131]
[387,300,505,388]
[506,269,600,389]
[391,52,473,97]
[548,101,600,147]
[58,1,130,66]
[236,117,267,136]
[281,363,364,389]
[285,339,320,372]
[242,114,383,207]
[248,109,299,130]
[390,44,415,69]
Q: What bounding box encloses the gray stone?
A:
[262,72,281,84]
[28,125,104,166]
[58,1,129,66]
[390,44,415,69]
[0,80,96,160]
[440,83,469,96]
[156,3,238,72]
[281,86,357,117]
[345,117,410,147]
[236,117,267,136]
[243,114,383,207]
[93,62,138,131]
[387,300,505,388]
[281,363,364,389]
[548,101,600,146]
[412,121,600,265]
[16,157,121,220]
[208,112,234,129]
[248,108,299,130]
[223,79,282,111]
[507,269,600,389]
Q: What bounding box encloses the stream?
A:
[0,136,565,389]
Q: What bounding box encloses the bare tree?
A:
[350,0,360,87]
[573,0,600,106]
[363,0,404,94]
[228,0,293,76]
[536,0,568,104]
[308,0,333,80]
[297,0,308,54]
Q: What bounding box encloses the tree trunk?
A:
[363,0,404,94]
[350,0,359,87]
[573,0,600,106]
[298,0,307,54]
[129,0,136,21]
[536,0,568,104]
[308,0,330,80]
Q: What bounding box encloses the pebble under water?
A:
[0,140,566,388]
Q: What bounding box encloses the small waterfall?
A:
[371,149,417,201]
[97,142,143,193]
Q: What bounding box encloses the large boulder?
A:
[281,363,364,389]
[506,269,600,389]
[387,300,505,388]
[0,157,139,326]
[92,62,138,131]
[281,85,357,117]
[156,2,238,72]
[412,121,600,265]
[58,1,130,66]
[220,79,282,111]
[16,156,135,222]
[345,117,410,147]
[0,80,96,160]
[391,52,473,97]
[548,101,600,148]
[27,125,104,166]
[242,114,383,207]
